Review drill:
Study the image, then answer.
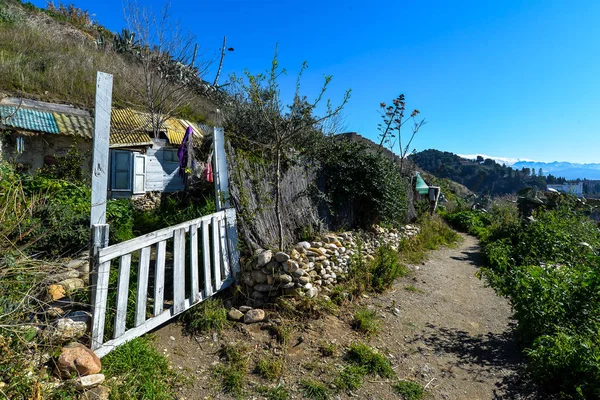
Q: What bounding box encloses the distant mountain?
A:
[458,154,535,167]
[512,161,600,180]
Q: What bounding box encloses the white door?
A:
[133,154,146,194]
[111,150,132,191]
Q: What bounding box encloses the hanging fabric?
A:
[178,126,193,183]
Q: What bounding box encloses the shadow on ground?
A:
[414,323,546,399]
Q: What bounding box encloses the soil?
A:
[153,234,538,399]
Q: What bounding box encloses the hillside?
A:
[513,160,600,180]
[0,0,214,122]
[408,149,565,195]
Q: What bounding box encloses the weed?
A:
[268,323,292,346]
[102,336,182,399]
[218,343,249,366]
[352,308,380,337]
[319,341,338,357]
[394,380,425,400]
[218,365,246,397]
[300,378,330,400]
[333,365,366,392]
[346,342,395,378]
[181,297,228,333]
[257,384,290,400]
[370,245,408,292]
[256,357,284,381]
[404,285,425,294]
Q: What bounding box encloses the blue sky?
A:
[33,0,600,163]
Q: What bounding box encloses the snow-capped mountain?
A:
[457,154,536,166]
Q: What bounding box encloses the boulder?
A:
[227,308,244,321]
[256,250,273,267]
[275,252,290,263]
[244,309,266,324]
[55,343,101,378]
[251,270,267,284]
[48,312,90,342]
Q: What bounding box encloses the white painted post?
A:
[225,208,240,278]
[213,126,230,211]
[90,71,113,227]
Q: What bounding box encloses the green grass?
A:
[181,298,228,333]
[300,378,330,400]
[268,322,292,346]
[394,380,425,400]
[218,365,246,397]
[346,342,395,379]
[333,365,366,392]
[318,341,338,357]
[256,357,284,381]
[102,336,182,400]
[404,285,425,294]
[352,308,380,337]
[257,384,290,400]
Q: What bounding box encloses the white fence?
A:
[90,208,239,358]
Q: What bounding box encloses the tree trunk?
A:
[275,141,284,250]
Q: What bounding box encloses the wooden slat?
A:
[211,215,221,286]
[114,254,131,338]
[98,211,225,263]
[93,281,232,359]
[173,228,186,314]
[135,246,151,327]
[154,240,166,317]
[218,217,230,289]
[189,224,200,303]
[224,208,241,277]
[202,220,213,297]
[91,260,111,350]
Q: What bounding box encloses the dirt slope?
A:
[154,234,534,399]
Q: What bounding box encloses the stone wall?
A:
[240,224,421,306]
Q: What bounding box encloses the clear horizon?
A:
[29,0,600,164]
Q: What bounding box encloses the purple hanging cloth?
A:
[178,126,193,183]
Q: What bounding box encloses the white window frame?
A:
[110,150,132,192]
[133,153,146,194]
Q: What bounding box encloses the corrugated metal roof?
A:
[53,112,94,139]
[111,108,150,133]
[0,106,59,134]
[109,131,153,148]
[165,118,203,145]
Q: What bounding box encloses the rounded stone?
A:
[244,309,266,324]
[275,252,290,263]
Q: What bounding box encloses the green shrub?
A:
[370,245,407,292]
[394,380,425,400]
[333,365,365,392]
[352,308,380,336]
[346,342,395,378]
[318,341,338,357]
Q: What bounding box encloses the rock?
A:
[242,273,255,287]
[239,306,253,313]
[244,309,266,324]
[274,273,293,283]
[227,308,244,321]
[266,275,275,285]
[81,385,110,400]
[282,260,299,273]
[48,284,67,301]
[308,247,325,256]
[290,249,301,260]
[251,270,267,284]
[256,250,273,268]
[250,291,264,299]
[292,269,305,277]
[304,283,313,290]
[46,306,67,318]
[254,284,274,292]
[75,374,105,390]
[296,241,311,250]
[298,276,311,285]
[48,312,90,342]
[55,343,101,378]
[275,251,290,262]
[58,278,85,292]
[280,282,295,289]
[306,287,318,299]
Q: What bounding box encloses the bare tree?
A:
[227,47,351,249]
[377,94,426,174]
[122,1,209,138]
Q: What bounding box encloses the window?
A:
[111,150,132,191]
[16,136,24,154]
[163,149,179,163]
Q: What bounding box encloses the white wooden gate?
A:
[90,208,240,358]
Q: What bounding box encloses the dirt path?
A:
[154,234,530,399]
[364,234,526,399]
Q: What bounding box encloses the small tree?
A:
[122,1,209,137]
[227,47,351,249]
[377,94,426,174]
